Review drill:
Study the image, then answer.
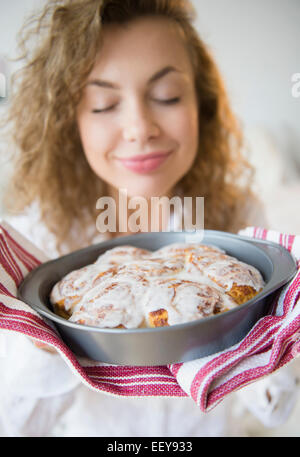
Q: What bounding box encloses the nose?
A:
[122,100,160,144]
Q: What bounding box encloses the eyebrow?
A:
[86,65,181,90]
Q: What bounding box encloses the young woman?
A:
[0,0,295,437]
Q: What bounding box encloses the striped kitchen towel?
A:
[0,221,299,411]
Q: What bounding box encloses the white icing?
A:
[50,242,265,328]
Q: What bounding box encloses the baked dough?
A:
[50,242,265,329]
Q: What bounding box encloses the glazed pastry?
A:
[50,242,265,328]
[50,263,118,318]
[50,245,150,318]
[69,275,146,329]
[94,245,151,266]
[145,278,237,327]
[185,250,264,305]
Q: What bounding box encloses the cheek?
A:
[78,116,115,165]
[166,105,199,156]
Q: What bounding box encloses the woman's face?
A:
[76,16,199,199]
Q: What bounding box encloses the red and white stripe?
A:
[0,222,299,410]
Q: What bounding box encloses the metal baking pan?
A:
[18,230,297,366]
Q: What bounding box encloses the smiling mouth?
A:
[117,151,173,174]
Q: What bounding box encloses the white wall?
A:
[190,0,300,173]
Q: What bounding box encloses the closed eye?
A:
[92,104,117,113]
[155,97,181,105]
[92,97,181,114]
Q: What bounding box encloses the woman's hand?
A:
[30,338,57,354]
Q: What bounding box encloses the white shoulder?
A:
[1,201,112,259]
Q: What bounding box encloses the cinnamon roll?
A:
[50,242,265,328]
[69,276,146,329]
[145,278,236,327]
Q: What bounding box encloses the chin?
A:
[126,183,173,200]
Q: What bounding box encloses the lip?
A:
[117,151,173,174]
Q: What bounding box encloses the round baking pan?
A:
[18,230,297,366]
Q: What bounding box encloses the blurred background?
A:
[0,0,299,437]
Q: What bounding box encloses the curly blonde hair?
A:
[2,0,255,254]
